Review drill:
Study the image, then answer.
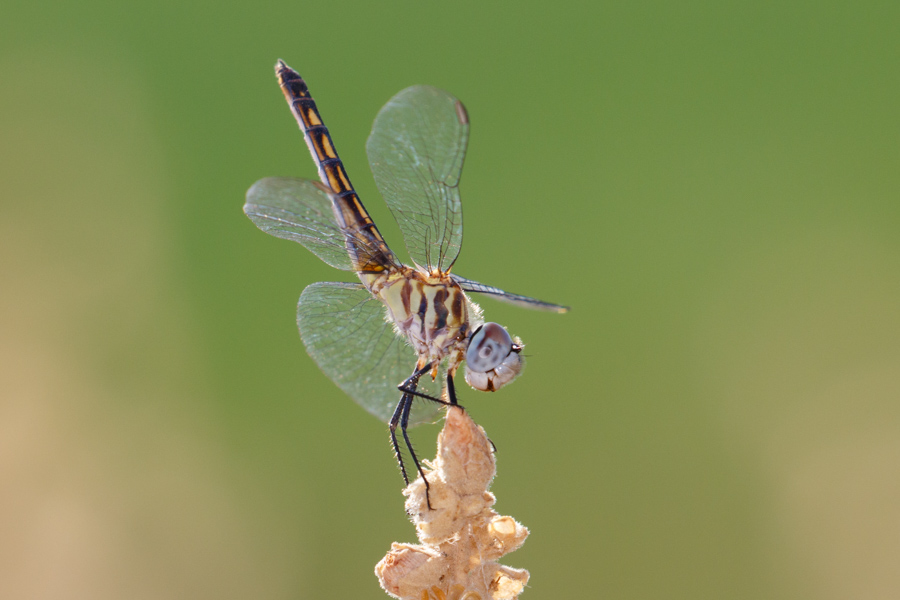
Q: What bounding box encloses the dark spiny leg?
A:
[447,371,459,406]
[399,381,434,510]
[390,364,434,506]
[397,363,438,400]
[397,362,461,408]
[388,394,411,485]
[399,387,456,406]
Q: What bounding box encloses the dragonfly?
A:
[244,60,568,506]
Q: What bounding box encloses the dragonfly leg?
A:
[397,387,455,406]
[392,364,468,510]
[397,362,461,408]
[396,362,433,392]
[446,371,458,405]
[399,385,434,510]
[388,394,412,485]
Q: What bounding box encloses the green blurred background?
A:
[2,1,899,598]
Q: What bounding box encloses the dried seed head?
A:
[376,407,530,600]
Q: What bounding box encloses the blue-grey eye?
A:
[465,323,513,372]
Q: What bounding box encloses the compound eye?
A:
[465,323,513,373]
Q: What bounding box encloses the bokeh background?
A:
[2,1,899,598]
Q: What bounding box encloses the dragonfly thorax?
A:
[365,267,470,366]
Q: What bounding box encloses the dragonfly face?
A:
[244,60,568,507]
[463,323,524,392]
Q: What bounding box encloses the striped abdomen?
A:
[276,60,394,273]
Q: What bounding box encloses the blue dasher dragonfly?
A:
[244,60,568,506]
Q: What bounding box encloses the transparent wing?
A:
[297,282,445,426]
[452,275,570,313]
[366,86,469,274]
[244,177,398,271]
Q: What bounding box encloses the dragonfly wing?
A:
[366,86,469,274]
[297,282,444,426]
[245,177,397,272]
[452,275,571,313]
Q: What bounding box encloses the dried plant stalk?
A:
[376,407,530,600]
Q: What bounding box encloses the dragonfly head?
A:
[464,322,524,392]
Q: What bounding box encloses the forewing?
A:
[366,86,469,274]
[452,275,570,313]
[297,282,444,426]
[245,177,395,272]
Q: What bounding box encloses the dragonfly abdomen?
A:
[276,60,396,273]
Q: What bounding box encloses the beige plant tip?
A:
[376,407,530,600]
[491,517,516,536]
